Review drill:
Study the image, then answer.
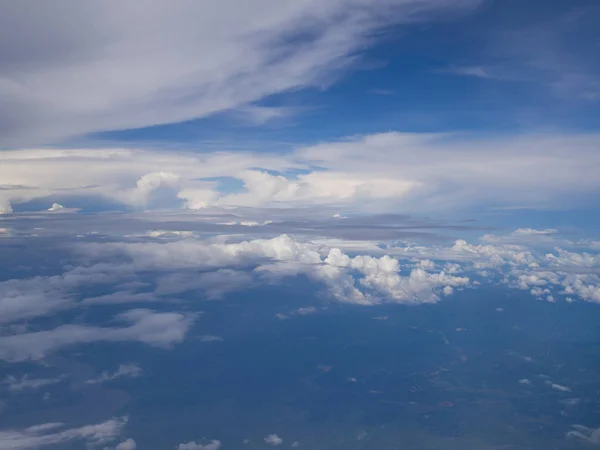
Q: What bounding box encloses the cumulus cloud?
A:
[115,438,137,450]
[178,440,221,450]
[0,309,194,362]
[85,364,143,385]
[0,223,598,374]
[47,203,64,212]
[0,416,127,450]
[82,234,469,305]
[264,434,284,446]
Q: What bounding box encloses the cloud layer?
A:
[0,0,480,146]
[2,132,599,215]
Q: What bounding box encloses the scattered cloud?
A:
[512,228,557,236]
[4,374,66,392]
[178,440,221,450]
[115,438,137,450]
[438,65,503,79]
[264,434,284,446]
[0,309,194,362]
[567,425,600,445]
[551,383,571,393]
[0,417,127,450]
[199,335,223,342]
[85,364,143,385]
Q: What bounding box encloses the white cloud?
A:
[512,228,558,236]
[0,0,480,147]
[0,264,138,324]
[0,417,127,450]
[296,307,318,315]
[0,309,194,362]
[199,335,223,342]
[178,440,221,450]
[3,374,66,392]
[1,132,600,214]
[83,234,469,305]
[85,364,143,385]
[567,425,600,445]
[551,383,571,392]
[47,203,64,212]
[115,438,137,450]
[264,434,283,446]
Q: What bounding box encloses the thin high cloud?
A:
[84,364,143,385]
[3,374,66,392]
[0,417,128,450]
[441,4,600,101]
[0,0,481,146]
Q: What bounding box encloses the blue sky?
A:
[1,0,599,228]
[1,2,600,449]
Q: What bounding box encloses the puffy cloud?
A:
[544,249,599,269]
[87,234,469,304]
[85,364,143,385]
[178,440,221,450]
[115,438,137,450]
[0,417,127,450]
[560,274,600,303]
[264,434,284,446]
[47,203,64,212]
[0,309,194,362]
[324,249,468,303]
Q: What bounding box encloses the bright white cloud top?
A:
[1,132,599,214]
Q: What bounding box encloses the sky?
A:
[1,1,600,449]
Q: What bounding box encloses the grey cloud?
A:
[0,416,127,450]
[155,269,254,299]
[0,309,195,362]
[3,374,67,392]
[178,440,221,450]
[115,438,137,450]
[85,364,143,385]
[0,0,480,146]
